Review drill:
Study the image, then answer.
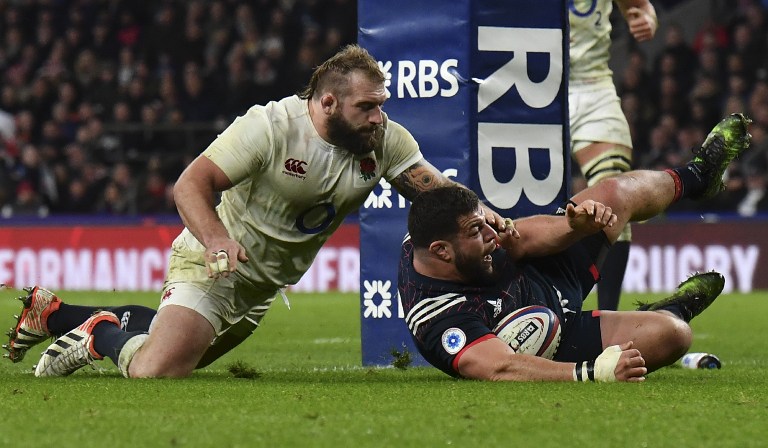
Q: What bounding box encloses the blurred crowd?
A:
[606,0,768,216]
[0,0,355,217]
[1,0,767,218]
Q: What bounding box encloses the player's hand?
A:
[612,341,647,382]
[626,6,657,42]
[205,238,249,278]
[586,341,646,382]
[481,204,510,235]
[496,217,521,250]
[566,200,617,234]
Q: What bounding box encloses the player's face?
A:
[327,73,386,155]
[452,207,499,285]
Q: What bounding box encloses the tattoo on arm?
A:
[391,160,456,201]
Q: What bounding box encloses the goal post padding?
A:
[358,0,570,366]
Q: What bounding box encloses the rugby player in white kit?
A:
[568,0,657,310]
[10,45,507,378]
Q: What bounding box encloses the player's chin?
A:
[480,257,496,281]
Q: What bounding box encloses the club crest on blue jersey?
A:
[441,328,466,354]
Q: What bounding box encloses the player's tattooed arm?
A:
[390,158,456,201]
[391,158,508,233]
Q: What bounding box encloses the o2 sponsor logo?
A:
[567,0,597,17]
[295,203,336,234]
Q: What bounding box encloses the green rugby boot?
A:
[636,271,725,322]
[689,113,752,199]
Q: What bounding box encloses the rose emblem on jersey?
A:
[359,157,376,181]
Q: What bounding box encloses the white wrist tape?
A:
[573,345,622,382]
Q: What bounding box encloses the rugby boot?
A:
[689,113,752,199]
[3,287,61,363]
[34,311,119,377]
[636,271,725,322]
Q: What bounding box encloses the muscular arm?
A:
[500,200,616,260]
[174,155,248,274]
[390,158,506,231]
[389,158,456,201]
[458,337,646,382]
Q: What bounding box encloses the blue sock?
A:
[91,322,147,366]
[47,304,156,336]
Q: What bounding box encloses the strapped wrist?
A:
[573,360,596,382]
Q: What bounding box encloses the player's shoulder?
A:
[381,114,418,148]
[247,95,306,122]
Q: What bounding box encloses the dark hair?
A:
[408,186,480,248]
[297,44,385,100]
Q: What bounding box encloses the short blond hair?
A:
[298,44,385,100]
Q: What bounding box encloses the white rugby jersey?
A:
[169,95,422,287]
[569,0,614,82]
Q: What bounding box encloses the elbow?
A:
[172,180,184,203]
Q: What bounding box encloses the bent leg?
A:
[196,316,258,368]
[128,305,215,378]
[599,310,692,372]
[574,142,634,310]
[571,171,676,243]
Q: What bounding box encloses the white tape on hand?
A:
[594,344,622,382]
[209,250,230,275]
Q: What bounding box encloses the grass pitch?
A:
[1,289,767,447]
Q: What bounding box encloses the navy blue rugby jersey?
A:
[397,233,605,375]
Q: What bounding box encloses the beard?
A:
[454,251,497,286]
[326,110,384,155]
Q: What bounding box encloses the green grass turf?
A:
[1,289,767,447]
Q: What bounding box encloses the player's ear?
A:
[428,240,452,262]
[320,94,336,114]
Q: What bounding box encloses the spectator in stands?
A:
[95,181,133,215]
[112,161,138,211]
[179,63,215,121]
[61,177,93,213]
[730,21,765,78]
[136,169,168,214]
[86,63,119,117]
[80,117,122,165]
[738,167,768,216]
[1,180,48,218]
[2,0,767,218]
[90,20,119,63]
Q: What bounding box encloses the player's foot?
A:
[34,311,119,377]
[635,271,725,322]
[3,287,62,363]
[689,113,752,199]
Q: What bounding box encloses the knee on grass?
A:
[646,314,693,371]
[122,335,198,379]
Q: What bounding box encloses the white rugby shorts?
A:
[156,277,278,336]
[569,79,632,153]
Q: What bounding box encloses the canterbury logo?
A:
[284,158,308,174]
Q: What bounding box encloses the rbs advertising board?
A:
[358,0,570,366]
